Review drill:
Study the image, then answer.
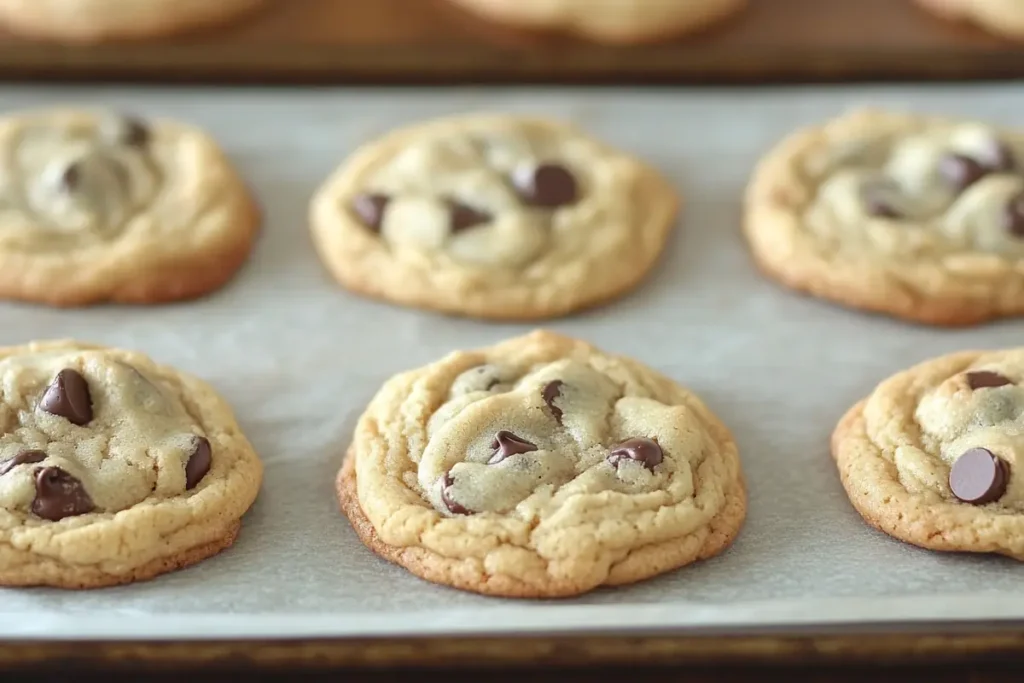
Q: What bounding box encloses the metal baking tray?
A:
[1,83,1023,669]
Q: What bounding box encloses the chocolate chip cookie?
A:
[338,330,746,597]
[833,348,1024,559]
[744,109,1024,326]
[0,0,264,43]
[310,115,679,321]
[0,108,258,307]
[915,0,1024,41]
[443,0,745,44]
[0,341,263,588]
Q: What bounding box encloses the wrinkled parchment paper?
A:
[2,84,1024,640]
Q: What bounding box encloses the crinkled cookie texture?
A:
[915,0,1024,41]
[338,330,746,598]
[0,108,258,307]
[443,0,745,44]
[744,109,1024,326]
[833,348,1024,559]
[310,115,679,321]
[0,341,262,588]
[0,0,264,43]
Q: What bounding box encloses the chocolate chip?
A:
[966,371,1014,390]
[949,447,1009,505]
[861,181,902,219]
[939,153,989,193]
[448,200,491,233]
[440,473,470,515]
[31,467,95,521]
[119,116,150,147]
[607,438,663,472]
[38,369,92,426]
[0,450,45,477]
[977,139,1017,173]
[185,436,212,490]
[59,163,81,192]
[512,163,578,208]
[351,193,389,232]
[542,380,564,424]
[487,430,538,465]
[1004,192,1024,238]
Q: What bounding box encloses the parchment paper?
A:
[2,83,1024,640]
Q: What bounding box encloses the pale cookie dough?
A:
[310,115,679,321]
[0,108,258,307]
[833,348,1024,559]
[744,109,1024,327]
[914,0,1024,41]
[0,340,262,588]
[443,0,746,44]
[0,0,265,43]
[338,330,746,598]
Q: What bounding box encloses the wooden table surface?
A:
[15,663,1024,683]
[3,0,1024,84]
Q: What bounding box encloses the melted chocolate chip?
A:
[861,182,902,219]
[351,193,390,232]
[0,450,45,477]
[448,200,492,233]
[607,438,664,472]
[59,163,82,192]
[487,430,538,465]
[939,153,989,193]
[119,116,150,147]
[185,436,212,490]
[966,371,1014,390]
[31,467,95,521]
[949,447,1009,505]
[978,139,1017,173]
[513,163,578,208]
[542,380,564,424]
[1004,192,1024,238]
[38,369,92,426]
[440,473,470,515]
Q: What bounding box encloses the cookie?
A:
[0,340,263,588]
[441,0,745,44]
[338,330,746,598]
[832,348,1024,559]
[0,0,264,43]
[914,0,1024,41]
[310,115,679,321]
[0,108,259,307]
[744,109,1024,327]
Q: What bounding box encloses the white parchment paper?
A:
[1,83,1024,640]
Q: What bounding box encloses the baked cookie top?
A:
[0,0,265,43]
[0,108,257,306]
[833,348,1024,559]
[914,0,1024,41]
[444,0,745,44]
[0,341,262,586]
[341,330,745,597]
[745,109,1024,326]
[310,115,678,320]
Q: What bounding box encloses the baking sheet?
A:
[1,83,1024,641]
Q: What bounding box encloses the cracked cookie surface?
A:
[443,0,745,44]
[744,109,1024,326]
[0,108,258,307]
[0,340,262,588]
[833,348,1024,559]
[310,114,678,320]
[338,330,745,597]
[0,0,264,43]
[914,0,1024,41]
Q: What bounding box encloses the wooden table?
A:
[3,0,1024,84]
